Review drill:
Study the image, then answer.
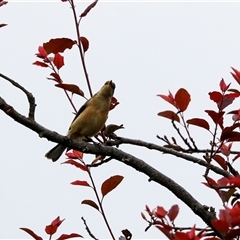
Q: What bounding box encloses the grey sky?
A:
[1,1,240,239]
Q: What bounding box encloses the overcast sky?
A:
[2,1,240,239]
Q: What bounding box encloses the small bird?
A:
[45,80,116,162]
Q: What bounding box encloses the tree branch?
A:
[0,95,220,235]
[0,73,36,120]
[107,137,231,178]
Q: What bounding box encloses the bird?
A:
[45,80,116,162]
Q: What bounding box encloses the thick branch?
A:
[107,137,231,178]
[0,96,220,234]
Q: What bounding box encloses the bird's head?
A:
[100,80,116,97]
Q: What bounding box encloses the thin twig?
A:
[81,217,98,240]
[87,157,113,167]
[69,0,93,97]
[172,120,193,150]
[0,73,36,120]
[87,169,116,240]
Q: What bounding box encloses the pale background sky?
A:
[1,1,240,239]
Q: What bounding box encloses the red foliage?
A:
[158,91,178,108]
[158,110,180,122]
[71,180,90,187]
[0,1,8,7]
[101,175,124,198]
[186,118,210,131]
[80,36,89,52]
[20,228,42,240]
[55,83,84,97]
[65,150,83,159]
[45,216,65,235]
[62,159,89,172]
[53,53,64,70]
[21,216,82,239]
[109,96,119,110]
[80,0,98,18]
[231,67,240,85]
[43,38,76,55]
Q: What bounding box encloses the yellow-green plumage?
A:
[45,81,115,162]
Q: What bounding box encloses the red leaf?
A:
[55,83,84,97]
[157,91,177,108]
[20,228,42,240]
[62,160,89,172]
[225,92,240,99]
[51,216,65,226]
[101,175,124,198]
[220,123,240,141]
[231,67,240,85]
[220,78,230,92]
[65,150,83,159]
[232,152,240,162]
[71,180,90,187]
[219,209,230,222]
[158,110,180,122]
[175,88,191,111]
[81,199,99,211]
[43,38,76,55]
[45,225,58,235]
[203,176,219,188]
[173,231,190,240]
[0,23,7,28]
[228,176,240,187]
[211,219,229,234]
[109,96,119,110]
[80,0,98,17]
[209,91,223,103]
[217,177,229,186]
[38,46,47,58]
[220,143,232,157]
[226,229,240,240]
[48,72,62,83]
[205,110,224,129]
[141,212,147,221]
[145,205,153,216]
[212,154,227,170]
[186,118,210,130]
[45,216,65,235]
[0,1,8,7]
[218,95,235,111]
[229,203,240,226]
[53,53,64,70]
[154,206,167,218]
[33,61,48,68]
[167,204,179,222]
[156,225,173,239]
[57,233,83,240]
[80,37,89,52]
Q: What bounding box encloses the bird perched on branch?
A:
[45,80,116,162]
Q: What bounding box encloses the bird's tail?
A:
[45,144,66,162]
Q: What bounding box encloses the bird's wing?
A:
[69,99,90,128]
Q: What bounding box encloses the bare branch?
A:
[0,73,36,120]
[107,136,231,178]
[81,217,98,240]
